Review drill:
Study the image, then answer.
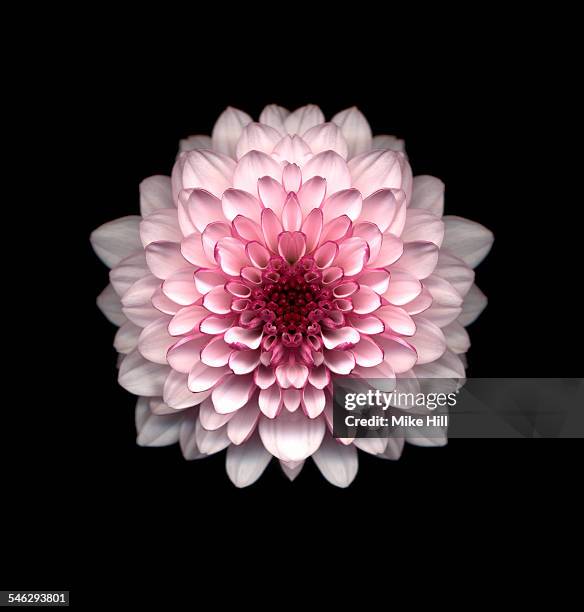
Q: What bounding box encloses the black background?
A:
[3,22,581,603]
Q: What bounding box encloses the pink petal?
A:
[352,222,382,262]
[382,269,422,306]
[233,150,282,195]
[376,305,416,336]
[332,281,359,298]
[261,208,283,253]
[352,286,381,314]
[178,188,226,234]
[194,418,230,455]
[226,434,272,488]
[211,107,252,157]
[414,349,465,380]
[442,216,494,268]
[375,335,417,373]
[358,189,400,232]
[151,287,181,315]
[136,399,182,446]
[275,363,309,389]
[302,151,351,196]
[358,269,390,294]
[254,364,276,389]
[138,316,175,364]
[321,326,360,350]
[235,122,281,159]
[225,282,251,298]
[331,107,372,158]
[410,175,445,216]
[246,241,271,269]
[224,326,263,349]
[181,150,235,197]
[140,209,181,247]
[202,286,232,314]
[229,349,261,374]
[200,336,232,367]
[297,176,327,216]
[215,237,249,276]
[212,374,255,414]
[199,397,234,430]
[335,237,368,276]
[272,135,312,165]
[312,435,358,488]
[167,334,207,373]
[179,135,212,154]
[281,194,303,231]
[443,321,470,354]
[227,399,261,444]
[302,122,348,158]
[283,389,302,412]
[319,215,351,244]
[96,284,125,326]
[458,284,487,326]
[259,410,326,462]
[302,385,326,418]
[178,417,204,459]
[257,176,287,216]
[181,233,215,267]
[301,208,323,253]
[259,104,290,134]
[91,216,142,269]
[369,233,404,267]
[232,216,264,243]
[371,134,405,153]
[259,386,282,418]
[114,321,141,354]
[118,350,169,396]
[278,231,306,264]
[194,269,226,294]
[351,335,384,367]
[348,314,384,334]
[397,241,439,279]
[121,275,162,326]
[321,188,362,224]
[323,350,355,374]
[353,438,388,455]
[407,317,446,364]
[402,209,444,246]
[422,276,463,326]
[145,241,188,280]
[199,313,237,334]
[284,104,325,135]
[188,362,230,393]
[434,251,475,297]
[201,221,231,263]
[221,189,262,224]
[348,149,405,198]
[163,370,210,409]
[352,360,395,386]
[386,191,408,235]
[402,287,433,316]
[282,163,302,193]
[139,175,172,217]
[314,241,338,269]
[307,364,331,389]
[322,267,343,284]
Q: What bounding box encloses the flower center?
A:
[249,256,332,349]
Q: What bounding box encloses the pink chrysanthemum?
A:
[91,104,493,487]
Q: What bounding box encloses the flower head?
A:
[91,104,493,487]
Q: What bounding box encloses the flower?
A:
[91,104,493,487]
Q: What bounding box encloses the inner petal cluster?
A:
[250,256,326,348]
